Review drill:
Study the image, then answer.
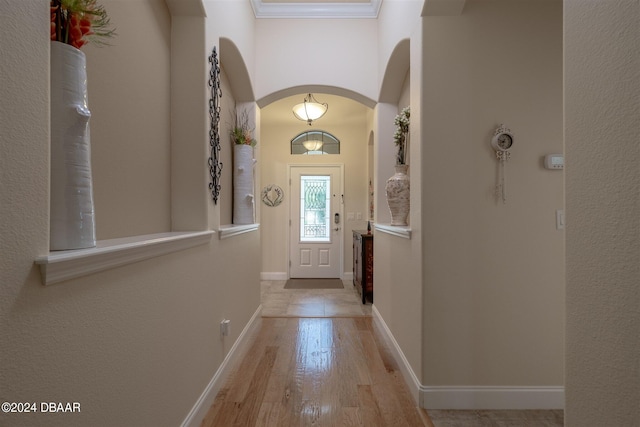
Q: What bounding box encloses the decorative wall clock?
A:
[491,124,514,204]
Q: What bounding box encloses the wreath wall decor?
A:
[261,184,284,207]
[207,46,223,204]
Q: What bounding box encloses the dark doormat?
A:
[284,278,344,290]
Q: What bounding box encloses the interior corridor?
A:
[200,283,565,427]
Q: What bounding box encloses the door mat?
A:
[284,278,345,290]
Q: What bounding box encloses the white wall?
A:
[218,67,235,226]
[254,19,378,103]
[377,0,423,88]
[371,24,424,386]
[0,1,261,426]
[420,0,564,397]
[565,0,640,425]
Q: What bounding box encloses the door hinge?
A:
[289,260,291,267]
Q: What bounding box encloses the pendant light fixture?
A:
[302,140,324,152]
[292,93,328,126]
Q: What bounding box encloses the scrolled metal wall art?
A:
[208,46,223,204]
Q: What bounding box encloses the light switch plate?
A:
[556,210,565,230]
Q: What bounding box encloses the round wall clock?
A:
[491,124,514,152]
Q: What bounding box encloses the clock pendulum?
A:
[491,124,514,204]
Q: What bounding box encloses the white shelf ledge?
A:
[218,223,260,239]
[374,223,412,239]
[35,231,214,285]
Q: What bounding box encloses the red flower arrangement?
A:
[50,0,115,50]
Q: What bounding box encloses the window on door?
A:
[299,175,331,243]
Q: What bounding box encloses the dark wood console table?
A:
[353,230,373,304]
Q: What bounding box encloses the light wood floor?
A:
[201,316,430,427]
[201,283,564,427]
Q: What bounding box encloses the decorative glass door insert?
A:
[300,175,331,243]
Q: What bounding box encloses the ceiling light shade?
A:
[302,140,324,152]
[292,93,328,125]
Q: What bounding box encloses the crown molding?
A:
[251,0,382,19]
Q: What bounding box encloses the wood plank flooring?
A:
[202,284,564,427]
[201,317,429,427]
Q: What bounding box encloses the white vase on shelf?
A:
[385,164,410,226]
[49,41,96,250]
[233,144,256,224]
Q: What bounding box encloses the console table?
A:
[353,230,373,304]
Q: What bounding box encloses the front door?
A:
[289,165,343,278]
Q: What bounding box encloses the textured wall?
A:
[421,0,564,387]
[0,1,261,426]
[564,0,640,425]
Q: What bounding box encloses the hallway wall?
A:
[564,0,640,424]
[420,0,564,402]
[0,1,261,426]
[254,19,378,104]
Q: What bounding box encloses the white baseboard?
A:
[343,271,353,281]
[420,386,564,410]
[180,305,263,427]
[260,272,287,280]
[371,305,422,405]
[371,306,564,411]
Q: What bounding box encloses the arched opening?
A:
[259,91,373,282]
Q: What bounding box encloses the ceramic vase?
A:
[49,41,96,250]
[385,164,410,226]
[233,144,256,224]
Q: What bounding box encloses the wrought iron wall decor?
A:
[208,46,223,204]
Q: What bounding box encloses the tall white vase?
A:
[385,164,410,226]
[50,41,96,250]
[233,144,256,224]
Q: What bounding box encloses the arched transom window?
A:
[291,130,340,155]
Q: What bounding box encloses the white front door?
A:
[289,165,343,278]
